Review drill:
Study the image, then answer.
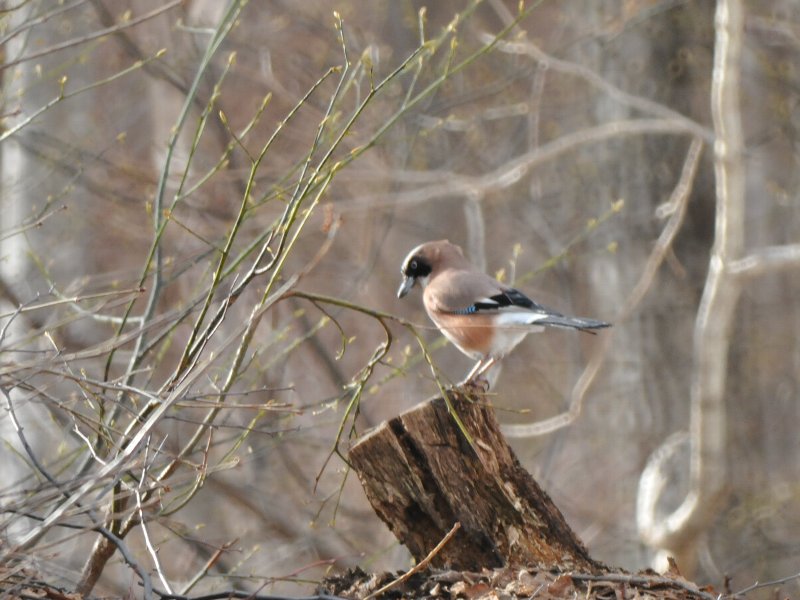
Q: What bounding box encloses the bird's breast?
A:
[428,311,496,360]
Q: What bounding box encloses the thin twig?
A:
[728,570,800,597]
[154,593,347,600]
[0,1,182,72]
[178,540,238,596]
[1,385,62,488]
[0,0,87,48]
[9,276,298,553]
[0,287,145,321]
[571,572,717,600]
[137,459,171,596]
[364,522,462,600]
[0,49,166,144]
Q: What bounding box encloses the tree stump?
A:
[348,391,601,572]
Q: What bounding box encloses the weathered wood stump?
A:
[349,391,601,572]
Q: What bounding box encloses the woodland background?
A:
[1,1,799,598]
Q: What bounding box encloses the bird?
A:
[397,240,611,384]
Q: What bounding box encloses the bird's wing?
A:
[427,271,610,332]
[479,287,552,313]
[426,271,548,316]
[483,288,611,331]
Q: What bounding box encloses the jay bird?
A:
[397,240,610,384]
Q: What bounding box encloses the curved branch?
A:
[343,118,702,211]
[486,35,714,143]
[504,137,703,438]
[637,0,744,566]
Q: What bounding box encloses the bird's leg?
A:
[458,357,498,393]
[462,359,487,384]
[473,357,498,379]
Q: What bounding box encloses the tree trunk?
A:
[348,392,601,572]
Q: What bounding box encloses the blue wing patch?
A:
[445,289,559,317]
[443,287,611,333]
[450,305,480,315]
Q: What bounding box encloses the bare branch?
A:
[485,34,714,142]
[504,137,704,438]
[571,571,717,600]
[2,385,61,488]
[364,522,461,600]
[636,0,745,568]
[729,570,800,598]
[0,1,182,73]
[0,1,89,48]
[137,488,171,596]
[729,243,800,278]
[343,118,700,211]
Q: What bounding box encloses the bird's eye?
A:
[410,259,418,271]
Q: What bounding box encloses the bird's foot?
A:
[458,374,490,395]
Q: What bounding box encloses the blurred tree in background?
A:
[1,1,799,598]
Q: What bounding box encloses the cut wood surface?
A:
[348,392,601,572]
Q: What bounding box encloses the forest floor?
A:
[319,563,722,599]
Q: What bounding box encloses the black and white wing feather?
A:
[447,287,610,333]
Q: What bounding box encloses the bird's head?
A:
[397,240,467,298]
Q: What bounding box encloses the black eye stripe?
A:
[404,256,431,277]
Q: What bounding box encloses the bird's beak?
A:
[397,275,415,299]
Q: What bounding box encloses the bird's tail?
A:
[536,314,611,334]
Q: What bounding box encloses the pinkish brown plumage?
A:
[398,240,610,384]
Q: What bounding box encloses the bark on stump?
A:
[349,392,601,572]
